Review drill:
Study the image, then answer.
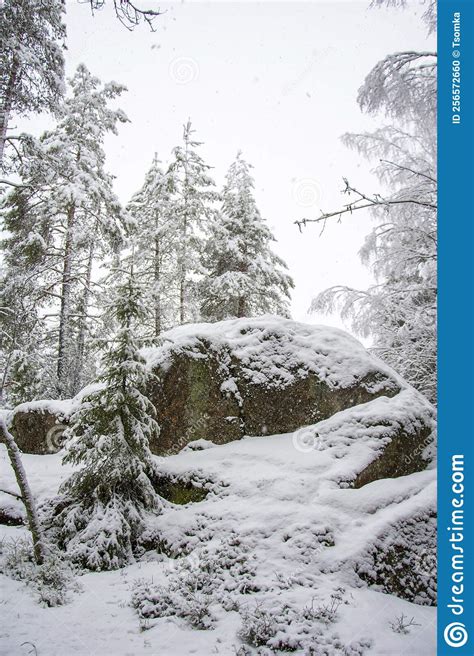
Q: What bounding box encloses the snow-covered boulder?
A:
[6,385,101,455]
[143,317,404,455]
[7,400,70,455]
[7,318,434,482]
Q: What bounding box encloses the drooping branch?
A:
[86,0,164,30]
[295,178,436,232]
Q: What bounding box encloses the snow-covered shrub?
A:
[132,535,259,630]
[238,603,281,647]
[0,536,33,580]
[305,633,372,656]
[302,589,346,626]
[0,537,80,606]
[355,510,436,605]
[131,574,216,630]
[236,590,371,655]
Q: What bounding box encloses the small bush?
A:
[303,589,346,626]
[238,603,279,647]
[0,537,80,606]
[389,613,420,635]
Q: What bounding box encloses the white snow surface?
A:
[0,387,436,655]
[141,316,403,391]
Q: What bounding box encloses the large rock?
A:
[7,386,98,454]
[143,317,402,454]
[8,317,429,458]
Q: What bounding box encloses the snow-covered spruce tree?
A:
[169,121,219,324]
[47,266,163,571]
[0,0,65,169]
[201,152,293,321]
[308,23,436,402]
[127,154,178,336]
[0,64,128,399]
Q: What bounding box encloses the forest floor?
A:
[0,425,436,655]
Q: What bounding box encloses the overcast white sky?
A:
[22,1,436,336]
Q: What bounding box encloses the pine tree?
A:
[169,121,219,324]
[1,64,128,399]
[48,266,163,571]
[201,152,294,321]
[127,154,178,336]
[0,0,66,168]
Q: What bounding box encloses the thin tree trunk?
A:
[154,229,161,337]
[179,130,190,325]
[0,56,19,166]
[73,237,95,392]
[57,204,76,396]
[179,242,186,324]
[237,296,247,318]
[0,417,46,565]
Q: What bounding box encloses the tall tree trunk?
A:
[179,131,190,325]
[0,56,19,167]
[179,246,186,324]
[57,204,76,396]
[0,417,46,565]
[154,228,161,337]
[237,296,247,318]
[73,237,95,393]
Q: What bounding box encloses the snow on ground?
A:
[0,397,436,655]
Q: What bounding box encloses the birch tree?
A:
[306,16,437,402]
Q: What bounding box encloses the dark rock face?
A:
[355,511,437,606]
[147,348,242,455]
[353,424,434,488]
[10,407,68,455]
[145,331,401,455]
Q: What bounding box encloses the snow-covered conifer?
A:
[201,152,293,320]
[127,154,178,336]
[0,0,66,167]
[0,64,128,398]
[169,121,219,324]
[49,266,163,570]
